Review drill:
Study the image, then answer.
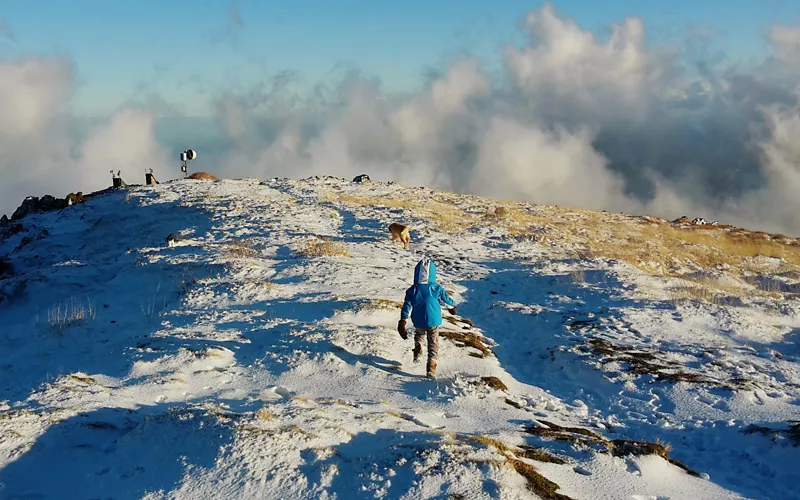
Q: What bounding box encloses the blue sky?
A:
[2,0,799,116]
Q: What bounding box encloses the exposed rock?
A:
[353,174,370,183]
[0,220,24,240]
[12,197,41,221]
[16,236,33,251]
[10,191,86,222]
[38,195,67,212]
[0,258,12,279]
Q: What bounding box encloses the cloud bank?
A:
[2,3,800,236]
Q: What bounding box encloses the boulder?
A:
[0,258,12,279]
[352,174,370,183]
[12,197,40,221]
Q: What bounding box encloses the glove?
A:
[448,306,457,315]
[397,319,408,340]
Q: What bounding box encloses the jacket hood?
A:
[414,258,437,284]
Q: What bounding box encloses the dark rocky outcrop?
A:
[352,174,370,183]
[9,192,87,222]
[0,258,12,279]
[0,215,24,240]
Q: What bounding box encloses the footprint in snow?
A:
[573,465,592,476]
[626,459,642,476]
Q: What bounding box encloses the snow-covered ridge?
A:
[0,176,798,499]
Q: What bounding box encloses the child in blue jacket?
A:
[398,257,456,378]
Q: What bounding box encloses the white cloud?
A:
[0,58,74,137]
[469,118,626,211]
[770,25,800,65]
[79,108,170,188]
[504,3,672,123]
[4,4,800,237]
[0,56,169,217]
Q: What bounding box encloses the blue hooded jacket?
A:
[400,258,456,329]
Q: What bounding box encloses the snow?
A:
[1,176,799,499]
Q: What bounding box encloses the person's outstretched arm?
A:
[437,285,456,314]
[400,287,413,320]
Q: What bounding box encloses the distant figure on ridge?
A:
[398,257,457,379]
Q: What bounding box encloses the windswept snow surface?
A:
[1,177,798,499]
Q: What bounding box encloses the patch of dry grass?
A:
[223,239,261,259]
[326,186,800,286]
[47,297,96,335]
[478,376,509,392]
[439,330,493,357]
[469,436,571,499]
[505,398,524,409]
[256,407,277,421]
[585,220,800,277]
[507,457,573,499]
[297,237,349,258]
[609,439,699,477]
[583,338,729,387]
[357,298,403,312]
[744,422,800,446]
[186,171,218,181]
[523,419,700,477]
[326,193,416,210]
[668,283,720,306]
[524,419,607,446]
[518,445,567,465]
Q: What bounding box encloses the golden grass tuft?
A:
[297,237,349,258]
[256,407,277,421]
[505,398,524,409]
[326,193,415,209]
[47,297,96,335]
[357,298,403,312]
[518,445,567,465]
[479,376,509,392]
[609,439,699,477]
[187,171,218,181]
[523,418,701,477]
[744,421,800,446]
[223,239,260,259]
[439,330,492,357]
[470,436,571,499]
[668,283,720,305]
[524,419,606,445]
[584,338,728,387]
[507,457,573,499]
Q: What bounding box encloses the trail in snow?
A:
[0,176,798,499]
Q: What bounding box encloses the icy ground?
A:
[1,177,798,499]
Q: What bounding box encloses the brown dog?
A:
[389,223,410,249]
